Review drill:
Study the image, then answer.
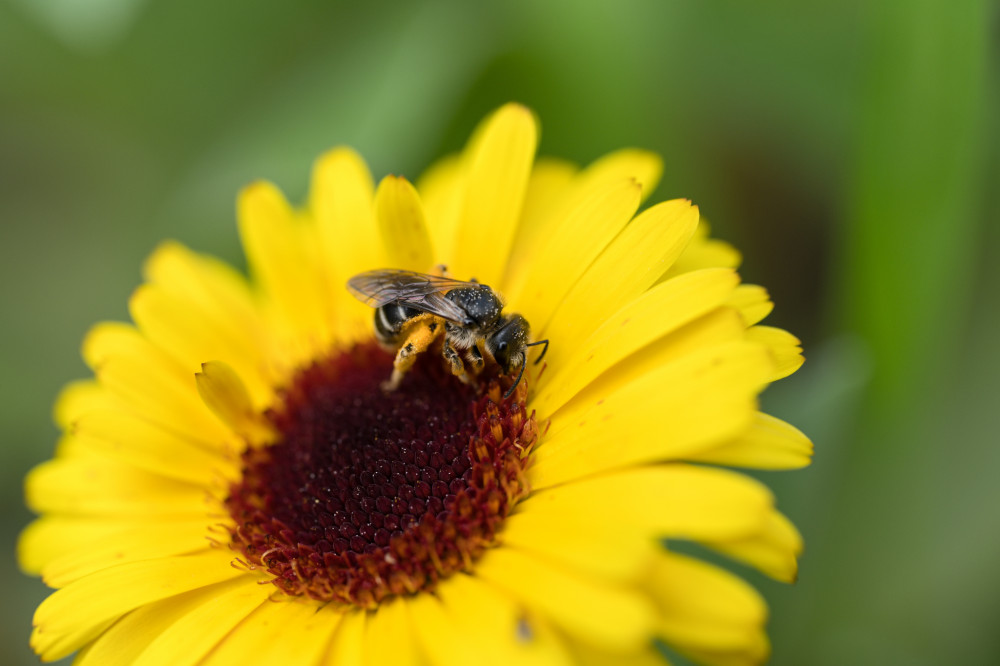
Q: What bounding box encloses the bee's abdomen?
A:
[374,303,421,344]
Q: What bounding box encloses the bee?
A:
[347,269,548,398]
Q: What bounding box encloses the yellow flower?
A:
[20,103,812,665]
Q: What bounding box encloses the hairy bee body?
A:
[373,303,427,345]
[348,270,547,397]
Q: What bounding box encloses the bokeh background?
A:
[2,0,997,664]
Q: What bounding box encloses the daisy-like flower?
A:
[21,103,811,665]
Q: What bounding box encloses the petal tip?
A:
[240,179,272,197]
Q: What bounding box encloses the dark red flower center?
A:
[225,341,537,608]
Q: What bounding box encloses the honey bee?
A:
[347,269,548,397]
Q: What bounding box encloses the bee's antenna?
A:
[526,339,549,365]
[504,356,527,400]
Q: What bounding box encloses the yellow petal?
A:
[502,158,578,289]
[131,577,273,666]
[746,326,804,380]
[509,178,641,330]
[726,285,773,327]
[503,148,661,297]
[40,519,212,588]
[238,181,332,361]
[553,308,747,413]
[688,412,813,470]
[514,157,579,235]
[531,268,740,416]
[530,341,771,489]
[310,147,383,343]
[82,322,233,448]
[201,598,342,666]
[374,175,435,271]
[364,597,425,666]
[19,517,135,576]
[31,549,244,662]
[74,578,251,666]
[473,547,656,652]
[449,103,538,286]
[436,573,574,666]
[415,154,463,268]
[142,241,261,331]
[129,283,272,407]
[572,148,663,203]
[661,220,741,279]
[81,322,170,372]
[501,508,658,581]
[703,510,803,583]
[25,453,210,517]
[541,199,699,350]
[322,609,366,666]
[310,148,380,270]
[73,409,236,485]
[53,380,115,429]
[520,465,772,541]
[674,633,770,666]
[571,643,671,666]
[196,360,275,444]
[650,552,766,651]
[407,592,483,666]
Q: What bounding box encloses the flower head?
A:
[21,103,812,665]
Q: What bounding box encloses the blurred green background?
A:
[1,0,997,664]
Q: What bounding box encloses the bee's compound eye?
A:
[498,342,508,352]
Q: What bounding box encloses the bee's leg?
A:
[442,338,472,384]
[383,321,441,392]
[468,344,485,375]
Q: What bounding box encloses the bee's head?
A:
[486,314,529,375]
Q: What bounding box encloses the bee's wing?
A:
[346,269,478,324]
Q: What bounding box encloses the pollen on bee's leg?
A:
[385,322,441,391]
[225,341,537,609]
[380,369,404,393]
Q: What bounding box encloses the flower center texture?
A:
[225,341,538,608]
